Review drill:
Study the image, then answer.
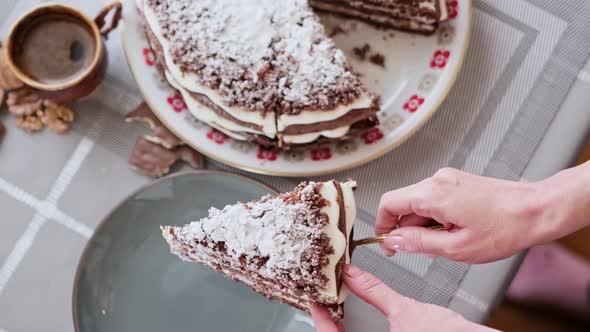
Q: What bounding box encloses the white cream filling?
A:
[165,71,259,140]
[419,1,435,11]
[439,0,448,21]
[278,95,372,130]
[143,5,277,138]
[318,180,357,304]
[338,180,357,302]
[281,125,351,144]
[318,181,346,303]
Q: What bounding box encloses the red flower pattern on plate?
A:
[206,128,228,145]
[431,50,451,69]
[167,93,187,112]
[403,95,425,113]
[311,148,332,161]
[143,47,155,66]
[257,147,279,161]
[362,127,384,144]
[447,0,458,20]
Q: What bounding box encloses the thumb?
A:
[383,227,460,257]
[342,264,407,317]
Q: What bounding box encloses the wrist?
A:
[521,180,562,247]
[531,164,590,244]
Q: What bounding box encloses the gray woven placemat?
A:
[2,0,590,330]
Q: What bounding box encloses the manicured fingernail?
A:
[343,264,362,277]
[383,236,406,252]
[380,243,396,256]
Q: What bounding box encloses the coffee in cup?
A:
[13,13,96,86]
[5,2,122,103]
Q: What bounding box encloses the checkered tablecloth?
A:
[2,0,590,331]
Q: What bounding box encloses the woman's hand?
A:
[376,168,555,263]
[310,264,495,332]
[376,163,590,263]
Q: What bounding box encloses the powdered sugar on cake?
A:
[146,0,365,114]
[165,182,332,282]
[190,188,320,272]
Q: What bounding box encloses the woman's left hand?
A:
[310,264,498,332]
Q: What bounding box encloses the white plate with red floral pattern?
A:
[122,0,471,176]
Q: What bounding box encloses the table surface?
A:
[1,0,590,331]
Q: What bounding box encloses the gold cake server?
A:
[350,224,447,254]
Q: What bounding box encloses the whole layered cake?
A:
[161,180,357,318]
[138,0,382,148]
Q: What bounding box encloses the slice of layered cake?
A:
[139,0,379,148]
[161,180,357,318]
[310,0,449,34]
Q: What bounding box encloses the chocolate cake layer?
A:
[281,106,377,135]
[187,91,263,131]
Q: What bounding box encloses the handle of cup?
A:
[95,1,123,39]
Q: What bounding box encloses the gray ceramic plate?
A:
[72,171,316,332]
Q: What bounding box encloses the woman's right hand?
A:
[375,167,577,263]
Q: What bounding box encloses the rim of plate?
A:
[121,1,472,177]
[71,170,279,332]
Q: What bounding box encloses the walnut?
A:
[15,112,44,132]
[6,88,42,116]
[4,89,74,134]
[129,137,204,178]
[42,100,74,134]
[7,88,45,133]
[125,102,183,148]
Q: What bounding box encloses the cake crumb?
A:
[329,26,346,38]
[352,43,386,68]
[327,19,357,38]
[369,53,386,68]
[352,44,371,61]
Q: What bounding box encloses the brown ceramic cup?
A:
[4,1,122,104]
